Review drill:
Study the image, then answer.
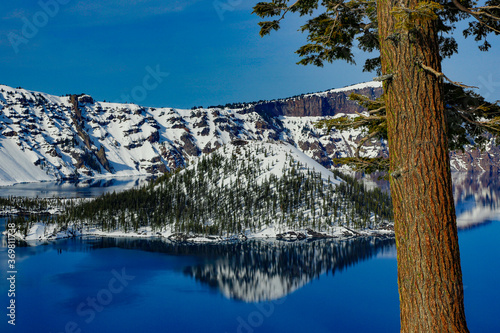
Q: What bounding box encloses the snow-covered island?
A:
[2,141,394,246]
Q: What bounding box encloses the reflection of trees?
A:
[78,236,395,302]
[452,173,500,229]
[183,238,395,302]
[3,229,395,302]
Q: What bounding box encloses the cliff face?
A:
[247,85,382,117]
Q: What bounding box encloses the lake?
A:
[0,177,150,199]
[0,173,499,332]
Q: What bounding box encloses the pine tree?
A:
[253,1,500,331]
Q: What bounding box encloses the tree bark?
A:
[377,1,469,332]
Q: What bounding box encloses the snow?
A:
[303,81,383,98]
[10,219,393,246]
[3,139,394,246]
[1,83,365,185]
[1,81,484,187]
[0,138,53,186]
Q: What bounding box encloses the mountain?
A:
[6,140,394,243]
[0,82,498,185]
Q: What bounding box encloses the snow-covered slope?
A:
[1,82,498,185]
[0,138,53,184]
[0,83,380,185]
[0,84,286,185]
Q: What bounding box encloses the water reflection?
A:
[361,172,500,230]
[453,172,500,229]
[183,238,395,302]
[6,235,394,302]
[0,177,149,198]
[98,237,396,302]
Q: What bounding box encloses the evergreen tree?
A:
[253,1,500,331]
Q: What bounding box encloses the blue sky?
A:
[1,0,499,109]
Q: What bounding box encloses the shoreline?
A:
[3,221,395,246]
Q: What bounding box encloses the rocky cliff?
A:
[247,83,382,117]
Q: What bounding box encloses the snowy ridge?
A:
[302,81,383,98]
[0,83,382,186]
[0,84,290,185]
[1,82,498,186]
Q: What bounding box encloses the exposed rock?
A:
[231,139,248,146]
[150,156,162,163]
[305,229,333,239]
[3,130,17,137]
[125,142,143,150]
[200,127,210,136]
[69,95,83,122]
[255,120,269,130]
[168,233,222,243]
[194,116,209,128]
[47,148,61,158]
[276,231,307,241]
[203,142,213,154]
[172,123,189,131]
[124,128,140,136]
[161,147,185,169]
[78,95,94,105]
[246,86,382,117]
[148,130,160,143]
[146,163,168,174]
[180,133,201,156]
[71,150,100,174]
[96,146,113,173]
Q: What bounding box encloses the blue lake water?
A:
[0,173,499,332]
[0,177,149,199]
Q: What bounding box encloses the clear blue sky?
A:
[1,0,498,109]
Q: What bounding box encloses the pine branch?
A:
[451,0,500,34]
[369,106,386,115]
[458,110,500,134]
[355,130,381,158]
[418,62,478,89]
[333,157,389,173]
[254,0,302,37]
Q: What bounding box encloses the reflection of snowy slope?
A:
[188,260,307,302]
[453,173,500,229]
[456,206,497,229]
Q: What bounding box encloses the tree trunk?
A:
[377,1,469,332]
